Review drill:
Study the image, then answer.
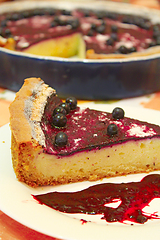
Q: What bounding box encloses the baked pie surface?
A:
[1,1,160,59]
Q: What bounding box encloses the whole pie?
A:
[9,77,160,187]
[1,2,160,59]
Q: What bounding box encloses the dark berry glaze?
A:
[33,174,160,224]
[40,95,160,156]
[0,7,159,55]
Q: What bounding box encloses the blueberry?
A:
[153,30,160,39]
[0,27,10,38]
[59,102,70,114]
[106,38,114,46]
[110,33,118,41]
[55,132,68,147]
[106,12,117,20]
[5,14,12,21]
[129,46,137,53]
[118,45,129,54]
[101,20,106,26]
[33,9,45,16]
[4,29,12,38]
[53,106,67,116]
[66,18,72,25]
[87,29,95,36]
[148,41,156,48]
[82,9,91,17]
[91,23,97,30]
[69,19,80,29]
[141,22,150,30]
[107,124,118,136]
[111,25,118,33]
[50,21,57,28]
[54,16,60,24]
[66,97,77,110]
[10,13,21,21]
[96,24,106,34]
[153,25,160,32]
[156,36,160,45]
[134,18,150,30]
[96,11,106,19]
[52,113,67,128]
[59,19,67,26]
[112,107,125,119]
[0,20,8,28]
[122,16,133,24]
[44,8,56,16]
[61,9,71,16]
[21,11,32,18]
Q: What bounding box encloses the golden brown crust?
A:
[11,132,44,187]
[9,77,44,187]
[9,77,43,143]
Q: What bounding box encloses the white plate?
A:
[1,104,160,240]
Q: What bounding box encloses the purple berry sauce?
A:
[33,174,160,224]
[40,94,160,156]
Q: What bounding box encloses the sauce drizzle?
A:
[33,174,160,224]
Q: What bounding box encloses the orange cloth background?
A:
[1,1,160,239]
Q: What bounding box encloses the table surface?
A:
[1,0,160,239]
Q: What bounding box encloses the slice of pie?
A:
[9,78,160,187]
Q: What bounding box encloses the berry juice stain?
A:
[33,174,160,224]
